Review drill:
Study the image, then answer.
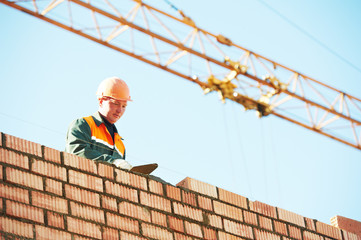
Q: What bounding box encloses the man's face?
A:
[98,97,127,124]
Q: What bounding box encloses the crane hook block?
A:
[203,75,237,103]
[232,92,272,117]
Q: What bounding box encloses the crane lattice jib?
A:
[2,0,361,150]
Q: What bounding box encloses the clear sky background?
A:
[1,0,360,225]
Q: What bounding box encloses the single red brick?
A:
[6,167,43,190]
[65,184,100,207]
[102,227,119,240]
[213,201,243,222]
[305,217,316,231]
[169,216,184,233]
[70,201,105,224]
[184,221,203,238]
[0,148,29,169]
[174,232,193,240]
[254,228,281,240]
[277,207,306,228]
[331,215,361,236]
[68,169,103,192]
[98,162,114,179]
[303,231,323,240]
[32,159,67,181]
[243,210,258,226]
[198,195,213,211]
[120,231,147,240]
[218,231,244,240]
[45,178,63,196]
[140,191,171,212]
[105,180,138,203]
[149,179,164,195]
[173,202,203,222]
[182,190,197,207]
[204,212,223,229]
[0,132,2,146]
[203,227,217,240]
[5,134,42,157]
[274,220,288,236]
[166,185,181,201]
[47,211,65,229]
[0,216,33,238]
[119,201,151,222]
[36,225,71,240]
[43,147,61,164]
[151,211,167,227]
[288,225,302,240]
[177,177,217,198]
[0,183,29,203]
[223,219,254,239]
[6,199,44,223]
[106,212,139,234]
[73,235,95,240]
[0,198,2,211]
[283,237,293,240]
[115,169,147,191]
[218,188,248,209]
[259,215,273,231]
[0,165,2,180]
[249,200,277,219]
[141,223,174,240]
[102,195,117,212]
[67,216,102,239]
[32,191,68,214]
[316,221,342,239]
[63,152,97,174]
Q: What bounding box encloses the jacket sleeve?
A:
[65,118,117,163]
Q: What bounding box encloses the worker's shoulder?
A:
[68,115,92,129]
[68,112,102,131]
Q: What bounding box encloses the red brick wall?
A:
[0,132,360,240]
[331,216,361,237]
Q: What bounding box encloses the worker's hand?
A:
[113,159,132,170]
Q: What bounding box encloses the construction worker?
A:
[65,77,132,170]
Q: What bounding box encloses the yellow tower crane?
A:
[1,0,361,150]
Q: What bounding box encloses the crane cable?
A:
[163,0,179,12]
[231,102,254,199]
[267,120,283,206]
[258,117,284,206]
[221,103,241,193]
[219,100,257,201]
[259,118,270,203]
[257,0,361,75]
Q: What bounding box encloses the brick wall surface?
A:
[0,132,360,240]
[331,216,361,237]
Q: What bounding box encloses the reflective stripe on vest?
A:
[83,116,125,158]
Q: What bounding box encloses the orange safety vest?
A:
[83,115,125,159]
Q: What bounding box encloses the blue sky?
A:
[1,0,360,225]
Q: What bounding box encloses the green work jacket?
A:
[65,112,126,163]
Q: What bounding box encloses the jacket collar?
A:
[92,112,105,127]
[93,112,120,135]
